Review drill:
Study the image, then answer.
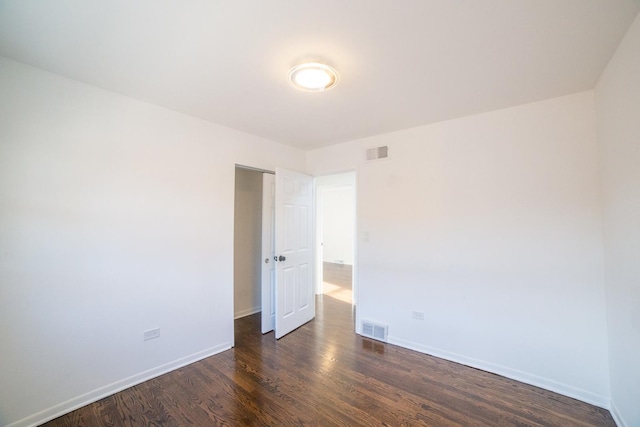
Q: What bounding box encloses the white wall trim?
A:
[234,306,261,319]
[7,343,232,427]
[610,400,627,427]
[388,335,610,410]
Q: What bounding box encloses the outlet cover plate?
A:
[412,311,425,320]
[144,328,160,341]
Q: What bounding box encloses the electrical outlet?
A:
[412,311,425,320]
[143,328,160,341]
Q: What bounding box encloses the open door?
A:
[274,168,315,339]
[261,173,276,333]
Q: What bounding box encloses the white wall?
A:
[307,91,611,407]
[3,42,632,425]
[595,13,640,427]
[0,57,305,427]
[317,173,356,265]
[234,167,263,318]
[321,188,354,264]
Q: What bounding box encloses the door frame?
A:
[232,164,274,341]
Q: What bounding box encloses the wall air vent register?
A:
[365,146,389,161]
[361,320,388,342]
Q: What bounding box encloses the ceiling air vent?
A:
[365,145,389,161]
[361,320,388,342]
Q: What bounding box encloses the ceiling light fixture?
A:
[288,62,339,92]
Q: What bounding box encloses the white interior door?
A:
[261,173,276,333]
[275,168,315,339]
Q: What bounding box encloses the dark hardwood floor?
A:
[323,262,352,290]
[43,271,614,426]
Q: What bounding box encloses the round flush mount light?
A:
[287,62,339,92]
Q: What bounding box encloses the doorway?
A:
[315,172,356,305]
[233,166,266,320]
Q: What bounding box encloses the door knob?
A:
[264,258,270,264]
[278,255,286,262]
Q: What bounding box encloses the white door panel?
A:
[275,168,315,339]
[261,173,275,334]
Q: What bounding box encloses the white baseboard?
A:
[8,343,232,427]
[387,335,610,410]
[610,400,627,427]
[234,306,261,319]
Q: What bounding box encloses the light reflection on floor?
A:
[322,281,352,304]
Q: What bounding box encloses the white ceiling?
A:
[1,1,638,149]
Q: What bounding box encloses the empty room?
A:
[1,1,639,426]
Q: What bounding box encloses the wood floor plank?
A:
[42,277,615,427]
